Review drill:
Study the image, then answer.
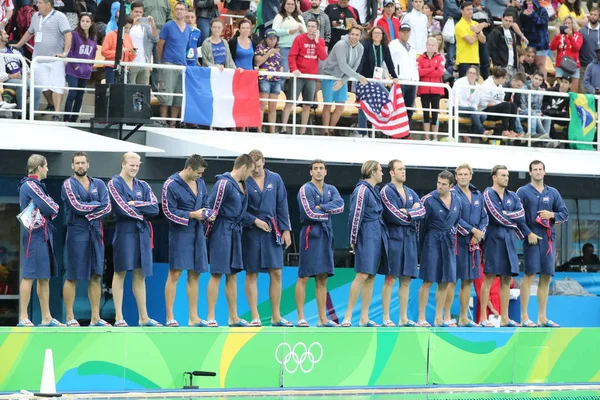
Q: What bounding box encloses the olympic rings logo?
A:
[275,342,323,374]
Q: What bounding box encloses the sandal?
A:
[39,318,65,327]
[341,319,352,327]
[141,318,163,327]
[382,319,397,327]
[522,319,538,328]
[358,320,380,327]
[229,319,249,327]
[248,319,262,327]
[66,319,80,327]
[479,319,495,327]
[540,319,560,328]
[271,318,293,327]
[92,319,112,327]
[317,320,339,327]
[415,320,431,327]
[114,319,129,327]
[205,319,218,327]
[16,319,34,327]
[296,319,310,327]
[166,319,179,327]
[500,320,521,328]
[458,320,480,327]
[399,320,416,327]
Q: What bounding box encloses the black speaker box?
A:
[94,83,153,124]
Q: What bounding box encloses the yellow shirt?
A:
[557,4,587,23]
[455,18,480,65]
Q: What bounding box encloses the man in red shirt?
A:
[281,18,327,135]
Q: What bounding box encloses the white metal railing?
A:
[0,52,28,121]
[29,56,186,123]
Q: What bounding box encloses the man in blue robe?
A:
[162,154,216,327]
[205,154,255,327]
[108,152,161,327]
[481,165,529,328]
[17,154,63,327]
[342,160,387,327]
[380,159,425,327]
[517,160,568,328]
[296,159,344,327]
[242,150,293,327]
[417,170,462,327]
[61,152,112,327]
[443,164,488,327]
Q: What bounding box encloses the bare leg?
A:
[52,92,63,113]
[520,273,534,323]
[443,281,457,321]
[225,274,239,324]
[398,276,411,324]
[499,275,513,325]
[245,271,259,321]
[343,272,368,322]
[37,279,52,324]
[267,94,278,133]
[295,277,309,322]
[112,271,126,322]
[132,268,149,324]
[478,274,495,323]
[329,106,345,134]
[537,274,552,325]
[458,279,472,324]
[381,275,397,322]
[19,278,34,322]
[299,105,310,134]
[171,106,180,127]
[165,269,182,322]
[185,271,200,324]
[63,279,77,322]
[89,274,102,324]
[315,274,328,325]
[281,103,293,131]
[359,275,375,324]
[418,281,433,322]
[206,273,222,321]
[434,282,449,325]
[269,268,283,323]
[321,105,332,134]
[423,122,431,141]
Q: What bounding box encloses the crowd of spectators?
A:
[0,0,599,145]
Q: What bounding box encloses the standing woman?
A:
[229,18,255,70]
[549,16,583,92]
[201,18,236,70]
[557,0,588,27]
[417,37,445,141]
[272,0,307,74]
[356,26,397,136]
[423,3,441,35]
[255,29,283,133]
[65,13,98,122]
[102,16,136,84]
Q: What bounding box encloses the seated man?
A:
[541,76,570,146]
[569,243,600,265]
[0,28,39,113]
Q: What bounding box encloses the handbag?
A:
[442,17,455,44]
[559,54,578,75]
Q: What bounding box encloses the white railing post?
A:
[291,75,297,135]
[29,57,36,121]
[527,92,532,147]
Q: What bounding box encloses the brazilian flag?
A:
[568,92,597,150]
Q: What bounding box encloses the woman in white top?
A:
[479,66,519,138]
[272,0,307,73]
[453,65,492,141]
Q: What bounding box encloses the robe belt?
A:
[303,222,332,250]
[469,242,481,269]
[26,216,50,258]
[536,215,552,255]
[136,220,154,249]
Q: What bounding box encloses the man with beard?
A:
[303,0,331,46]
[62,152,112,327]
[578,7,599,93]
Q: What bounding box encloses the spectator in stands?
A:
[389,23,418,120]
[273,0,307,74]
[583,45,600,93]
[542,75,570,146]
[454,65,493,140]
[0,28,37,112]
[521,46,538,79]
[402,0,427,54]
[432,31,447,63]
[455,2,488,77]
[54,0,82,30]
[321,24,366,135]
[255,29,282,134]
[168,0,192,18]
[355,26,398,136]
[569,243,600,264]
[324,0,361,52]
[145,0,171,90]
[95,0,116,42]
[64,13,96,122]
[423,3,441,35]
[479,66,520,138]
[375,0,400,41]
[519,70,551,139]
[14,0,73,121]
[349,0,377,29]
[201,19,235,69]
[472,0,494,79]
[417,36,445,140]
[578,7,599,93]
[550,16,583,92]
[558,0,588,27]
[282,18,326,135]
[223,0,249,17]
[185,8,201,66]
[102,16,136,84]
[228,19,255,70]
[195,0,220,45]
[242,13,261,47]
[158,2,189,127]
[520,0,550,76]
[443,0,462,70]
[504,72,529,137]
[303,0,331,46]
[488,12,521,79]
[128,2,158,85]
[486,0,508,19]
[0,0,14,30]
[105,2,120,35]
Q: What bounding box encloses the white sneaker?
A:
[0,101,17,110]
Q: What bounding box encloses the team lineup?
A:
[15,151,568,329]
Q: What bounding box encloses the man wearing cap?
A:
[389,23,418,120]
[583,45,600,95]
[375,0,400,41]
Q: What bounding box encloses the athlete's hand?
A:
[470,236,479,245]
[128,201,136,206]
[537,210,555,220]
[282,231,292,249]
[472,228,483,242]
[412,202,421,209]
[527,232,542,245]
[333,79,343,91]
[350,243,355,254]
[254,218,271,232]
[191,208,207,220]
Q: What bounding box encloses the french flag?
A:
[184,67,261,128]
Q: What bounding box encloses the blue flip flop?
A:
[522,319,538,328]
[540,319,560,328]
[189,319,209,327]
[38,318,64,327]
[272,318,293,327]
[16,319,34,327]
[317,320,339,327]
[142,318,163,327]
[92,319,112,327]
[229,319,249,327]
[358,320,380,327]
[458,320,480,327]
[399,320,417,327]
[501,320,521,328]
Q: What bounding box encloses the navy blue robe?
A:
[380,183,425,278]
[297,182,344,278]
[108,175,159,277]
[62,176,112,280]
[208,172,248,275]
[418,190,462,283]
[162,172,210,273]
[242,170,291,273]
[483,187,528,277]
[18,177,59,279]
[453,185,489,280]
[348,180,389,276]
[517,184,569,276]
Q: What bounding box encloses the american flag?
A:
[356,83,410,139]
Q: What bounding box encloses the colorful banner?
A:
[568,92,597,150]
